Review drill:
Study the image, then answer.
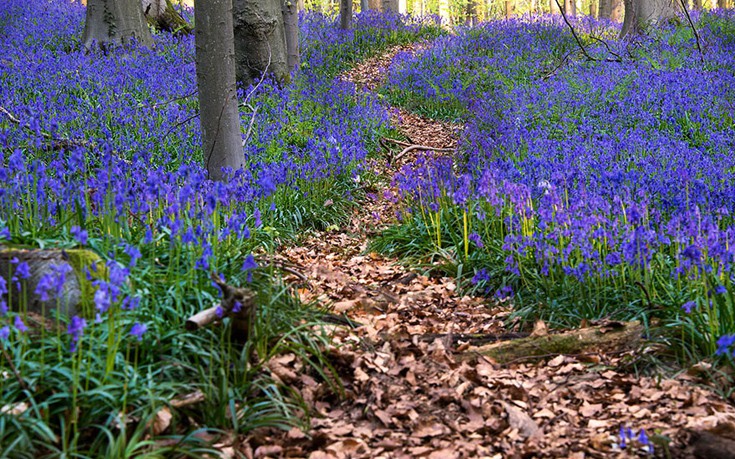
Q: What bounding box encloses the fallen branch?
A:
[464,321,644,364]
[413,331,529,346]
[0,105,89,151]
[393,144,455,163]
[185,273,256,335]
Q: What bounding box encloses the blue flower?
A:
[13,316,28,333]
[468,232,484,248]
[0,326,9,340]
[70,226,88,245]
[681,301,697,314]
[130,323,147,341]
[67,316,87,352]
[715,334,735,357]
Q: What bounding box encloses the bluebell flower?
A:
[715,334,735,357]
[67,316,86,352]
[0,326,9,340]
[130,322,147,341]
[13,316,27,333]
[70,226,88,245]
[681,301,697,314]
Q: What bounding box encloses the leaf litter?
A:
[235,44,735,458]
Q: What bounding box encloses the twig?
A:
[0,342,30,392]
[554,0,596,61]
[1,104,90,150]
[381,137,413,147]
[137,89,196,110]
[678,0,704,62]
[541,49,578,80]
[393,144,455,163]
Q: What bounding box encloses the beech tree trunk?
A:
[382,0,399,11]
[361,0,369,11]
[340,0,353,28]
[505,0,513,17]
[550,0,562,14]
[82,0,154,50]
[620,0,678,37]
[564,0,576,15]
[142,0,192,34]
[233,0,289,88]
[195,0,245,181]
[718,0,727,7]
[282,0,300,72]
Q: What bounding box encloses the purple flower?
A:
[0,326,9,340]
[35,264,73,301]
[0,227,10,240]
[0,300,7,316]
[13,316,28,333]
[468,232,484,248]
[241,254,258,271]
[681,301,697,314]
[67,316,87,352]
[232,301,242,314]
[70,226,88,245]
[242,254,258,282]
[130,322,147,341]
[14,261,30,280]
[716,334,735,357]
[471,268,490,285]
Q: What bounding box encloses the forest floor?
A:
[241,45,735,458]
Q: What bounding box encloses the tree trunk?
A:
[142,0,192,34]
[564,0,576,15]
[232,0,289,88]
[282,0,300,72]
[505,0,513,17]
[297,0,305,9]
[382,0,399,11]
[467,0,477,25]
[620,0,677,37]
[368,0,382,10]
[361,0,369,11]
[195,0,245,181]
[589,0,596,16]
[717,0,727,7]
[611,0,623,20]
[550,0,562,14]
[340,0,353,28]
[82,0,154,50]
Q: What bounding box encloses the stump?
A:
[0,247,105,318]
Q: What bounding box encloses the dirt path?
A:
[247,44,735,459]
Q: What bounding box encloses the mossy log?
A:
[465,321,644,364]
[145,0,193,35]
[0,247,104,319]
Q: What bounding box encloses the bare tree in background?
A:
[233,0,289,87]
[82,0,153,49]
[282,0,300,72]
[340,0,353,28]
[620,0,678,37]
[195,0,244,181]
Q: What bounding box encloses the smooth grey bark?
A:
[340,0,353,29]
[600,0,623,20]
[82,0,154,50]
[620,0,678,38]
[142,0,193,33]
[564,0,576,15]
[233,0,289,88]
[361,0,369,11]
[382,0,399,11]
[195,0,244,181]
[282,0,300,72]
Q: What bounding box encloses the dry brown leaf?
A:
[501,401,540,439]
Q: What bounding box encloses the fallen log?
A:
[0,247,104,318]
[465,321,644,364]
